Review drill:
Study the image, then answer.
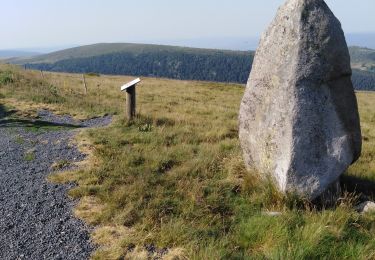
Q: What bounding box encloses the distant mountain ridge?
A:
[0,50,40,59]
[346,33,375,50]
[6,43,375,90]
[8,43,251,64]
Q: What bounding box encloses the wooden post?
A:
[40,70,44,79]
[82,74,87,95]
[126,85,136,120]
[97,84,101,105]
[121,78,140,121]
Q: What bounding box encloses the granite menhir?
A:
[239,0,362,200]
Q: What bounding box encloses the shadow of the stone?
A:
[0,103,81,130]
[341,174,375,200]
[0,118,81,130]
[0,103,17,120]
[301,175,375,210]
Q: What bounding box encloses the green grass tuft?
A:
[24,151,36,161]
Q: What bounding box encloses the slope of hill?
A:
[17,43,254,84]
[10,43,252,65]
[8,43,375,89]
[1,64,375,259]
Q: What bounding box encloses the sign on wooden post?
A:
[120,78,141,120]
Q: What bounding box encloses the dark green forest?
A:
[25,49,375,90]
[352,69,375,91]
[26,51,253,84]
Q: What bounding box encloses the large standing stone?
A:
[239,0,362,200]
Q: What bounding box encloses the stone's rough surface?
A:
[239,0,362,200]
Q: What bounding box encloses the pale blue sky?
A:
[1,0,374,50]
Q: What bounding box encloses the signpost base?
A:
[126,85,136,120]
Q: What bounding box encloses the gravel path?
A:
[0,110,111,260]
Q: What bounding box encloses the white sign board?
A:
[121,78,141,91]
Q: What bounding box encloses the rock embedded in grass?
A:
[239,0,362,200]
[356,201,375,214]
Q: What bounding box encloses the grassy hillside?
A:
[9,43,374,68]
[1,64,375,259]
[13,43,253,84]
[9,43,252,65]
[6,43,375,90]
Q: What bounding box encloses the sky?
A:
[1,0,375,50]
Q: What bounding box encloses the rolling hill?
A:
[6,43,375,90]
[12,43,254,84]
[9,43,253,65]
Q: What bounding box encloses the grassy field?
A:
[1,64,375,259]
[8,42,253,65]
